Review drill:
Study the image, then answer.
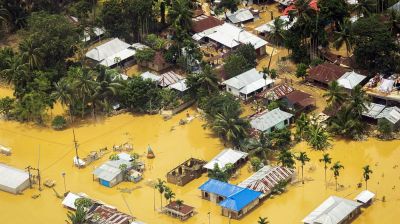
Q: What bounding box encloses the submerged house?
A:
[238,165,295,197]
[302,196,362,224]
[226,8,255,25]
[0,163,30,194]
[203,149,248,171]
[363,74,400,106]
[354,190,375,206]
[86,203,134,224]
[337,71,367,91]
[376,106,400,130]
[250,108,293,133]
[167,158,206,186]
[223,68,274,100]
[199,179,262,219]
[163,201,195,221]
[93,159,132,187]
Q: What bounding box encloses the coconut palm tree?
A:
[52,79,73,121]
[269,17,287,46]
[295,113,310,140]
[322,80,347,109]
[209,104,250,146]
[163,186,175,204]
[245,132,272,162]
[66,205,87,224]
[319,153,332,185]
[329,107,363,139]
[0,55,28,97]
[278,150,295,169]
[155,178,166,209]
[71,67,97,118]
[257,216,270,224]
[175,199,184,211]
[331,161,344,191]
[352,0,376,17]
[363,165,373,190]
[333,18,353,57]
[305,124,331,150]
[349,85,370,117]
[168,0,192,32]
[296,152,310,184]
[19,38,42,70]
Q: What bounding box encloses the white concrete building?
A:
[0,163,30,194]
[250,108,293,133]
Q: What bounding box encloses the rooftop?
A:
[258,83,295,100]
[307,63,348,85]
[86,204,133,224]
[250,108,293,132]
[159,71,184,87]
[255,15,296,33]
[191,15,224,33]
[362,103,386,119]
[354,190,375,204]
[302,196,362,224]
[86,38,131,62]
[203,148,248,170]
[93,159,131,182]
[193,23,267,49]
[226,8,254,24]
[376,106,400,124]
[223,68,274,95]
[286,90,315,108]
[337,71,367,90]
[363,75,400,102]
[164,201,195,215]
[0,163,29,189]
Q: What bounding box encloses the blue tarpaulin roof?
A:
[199,179,262,211]
[219,188,262,212]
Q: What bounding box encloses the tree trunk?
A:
[335,177,338,191]
[324,167,327,186]
[301,165,304,184]
[160,194,163,210]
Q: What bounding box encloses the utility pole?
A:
[72,129,80,169]
[37,145,42,191]
[25,166,33,189]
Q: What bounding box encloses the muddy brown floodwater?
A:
[1,85,400,224]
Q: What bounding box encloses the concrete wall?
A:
[0,179,30,194]
[226,85,240,97]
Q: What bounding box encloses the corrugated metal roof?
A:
[169,79,188,92]
[140,71,160,82]
[227,9,254,24]
[100,48,136,67]
[239,78,273,95]
[86,38,131,62]
[376,106,400,124]
[250,108,293,132]
[62,192,83,210]
[223,68,272,92]
[0,163,29,190]
[362,103,386,119]
[389,1,400,11]
[159,71,184,87]
[238,166,295,195]
[302,196,362,224]
[199,179,243,197]
[255,16,296,33]
[337,71,366,90]
[354,190,375,204]
[203,149,248,170]
[93,160,131,182]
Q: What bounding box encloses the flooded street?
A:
[0,83,399,224]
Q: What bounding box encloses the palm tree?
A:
[329,107,363,139]
[305,124,330,150]
[269,17,287,46]
[66,205,87,224]
[70,67,97,118]
[322,80,347,109]
[168,0,192,33]
[257,216,270,224]
[246,132,272,162]
[352,0,376,17]
[52,79,73,121]
[296,152,310,184]
[187,65,219,96]
[363,165,373,190]
[155,178,166,209]
[175,199,184,211]
[333,19,353,57]
[0,55,28,97]
[295,113,310,140]
[349,85,370,117]
[319,153,332,185]
[331,161,344,191]
[0,7,10,32]
[209,104,250,146]
[278,150,295,169]
[163,186,175,204]
[19,38,42,70]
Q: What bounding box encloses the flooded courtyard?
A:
[1,85,400,224]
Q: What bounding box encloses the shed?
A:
[302,196,362,224]
[159,71,184,87]
[0,163,30,194]
[223,68,274,100]
[203,149,248,170]
[376,106,400,130]
[250,108,293,133]
[337,71,367,90]
[354,190,375,206]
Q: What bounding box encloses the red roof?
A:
[191,15,224,33]
[88,205,133,224]
[258,83,295,100]
[286,90,315,107]
[307,63,347,85]
[283,0,319,15]
[165,201,195,215]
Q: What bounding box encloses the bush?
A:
[52,115,67,130]
[295,63,308,79]
[378,119,393,139]
[250,157,263,171]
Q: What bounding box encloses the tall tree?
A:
[19,38,42,70]
[323,80,347,109]
[331,161,344,191]
[362,165,373,190]
[163,186,175,204]
[305,124,331,150]
[351,0,376,17]
[155,178,166,209]
[333,18,353,57]
[296,152,310,184]
[278,150,295,169]
[319,153,332,185]
[295,113,310,140]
